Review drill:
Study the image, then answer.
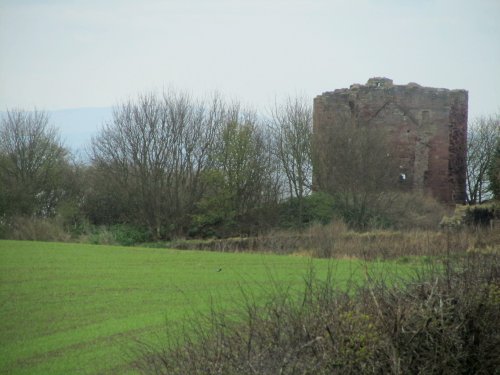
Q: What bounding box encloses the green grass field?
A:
[0,240,414,374]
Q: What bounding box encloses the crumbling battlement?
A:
[313,77,468,204]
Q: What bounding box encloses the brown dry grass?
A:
[169,222,499,260]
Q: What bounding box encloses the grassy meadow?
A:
[0,240,417,374]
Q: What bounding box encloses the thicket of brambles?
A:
[1,92,499,244]
[135,250,500,375]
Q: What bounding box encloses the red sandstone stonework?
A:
[313,78,468,204]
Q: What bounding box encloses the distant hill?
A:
[0,107,113,156]
[49,107,113,154]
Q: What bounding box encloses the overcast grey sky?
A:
[1,0,499,118]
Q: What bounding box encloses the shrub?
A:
[278,192,337,228]
[75,224,151,246]
[381,192,448,230]
[463,203,499,227]
[3,216,71,242]
[110,224,150,246]
[82,226,116,245]
[311,192,446,231]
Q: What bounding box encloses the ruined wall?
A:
[313,77,468,204]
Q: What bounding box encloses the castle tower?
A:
[313,78,468,204]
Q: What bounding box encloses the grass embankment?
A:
[0,240,414,375]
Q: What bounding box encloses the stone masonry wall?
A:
[313,78,468,204]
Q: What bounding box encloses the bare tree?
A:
[466,114,500,204]
[89,91,226,238]
[313,115,399,228]
[269,96,313,222]
[0,109,68,217]
[221,106,280,216]
[193,103,282,235]
[489,137,500,200]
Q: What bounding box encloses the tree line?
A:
[1,90,499,240]
[0,92,314,239]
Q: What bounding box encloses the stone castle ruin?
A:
[313,78,468,204]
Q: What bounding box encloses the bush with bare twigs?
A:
[136,252,499,375]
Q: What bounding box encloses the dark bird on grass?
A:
[216,267,222,272]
